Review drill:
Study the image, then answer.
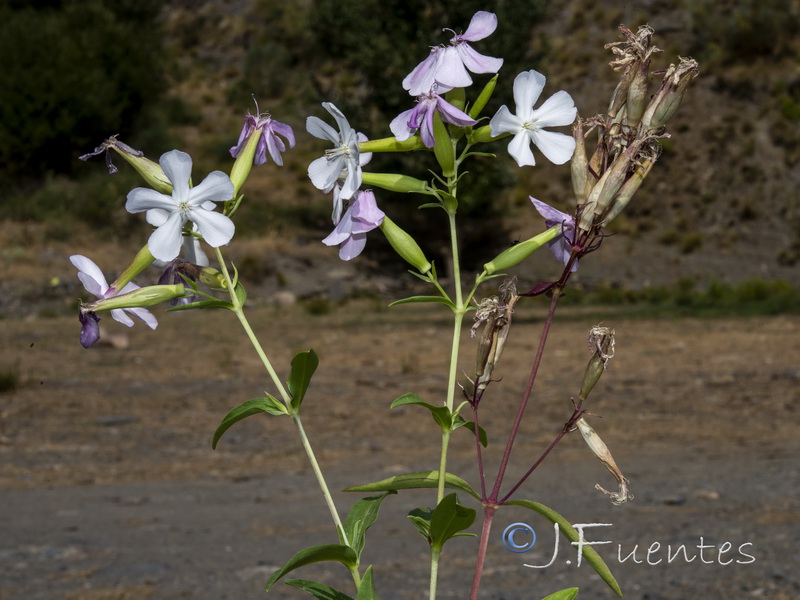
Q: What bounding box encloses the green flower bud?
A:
[468,125,502,144]
[469,75,498,119]
[229,127,262,196]
[111,145,172,195]
[379,216,431,274]
[432,111,455,177]
[361,172,432,195]
[109,245,156,292]
[483,225,560,275]
[359,136,426,153]
[87,284,186,313]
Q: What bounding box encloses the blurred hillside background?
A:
[1,0,799,316]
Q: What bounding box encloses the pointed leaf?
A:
[344,471,480,501]
[390,394,453,431]
[233,280,247,306]
[167,299,234,312]
[430,493,476,550]
[285,579,354,600]
[212,395,287,449]
[540,589,579,600]
[287,350,320,411]
[343,492,396,562]
[265,544,358,592]
[388,295,455,309]
[454,416,488,447]
[506,500,621,597]
[355,566,380,600]
[407,507,434,540]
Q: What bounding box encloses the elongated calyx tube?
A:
[379,216,431,274]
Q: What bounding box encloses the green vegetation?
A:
[559,278,800,318]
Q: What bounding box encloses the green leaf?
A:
[453,416,488,447]
[407,507,434,540]
[344,471,480,501]
[540,588,579,600]
[389,394,453,431]
[166,299,234,312]
[506,500,621,597]
[343,492,396,562]
[429,493,476,551]
[355,565,380,600]
[233,280,247,306]
[287,350,320,411]
[285,579,354,600]
[212,395,288,449]
[388,295,455,309]
[265,544,358,592]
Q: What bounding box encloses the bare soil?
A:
[1,298,799,600]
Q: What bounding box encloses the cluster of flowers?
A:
[304,10,578,261]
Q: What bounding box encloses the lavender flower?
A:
[322,190,385,261]
[531,197,578,272]
[403,11,504,96]
[390,91,477,148]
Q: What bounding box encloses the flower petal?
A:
[187,171,234,207]
[110,308,135,327]
[455,43,503,75]
[436,96,478,127]
[489,105,522,136]
[533,90,577,127]
[70,255,108,297]
[306,116,339,143]
[390,108,416,141]
[403,49,442,96]
[530,129,577,165]
[435,47,473,89]
[323,102,353,139]
[189,209,235,248]
[308,155,343,192]
[531,197,572,225]
[507,130,537,167]
[458,11,498,42]
[126,188,176,214]
[159,150,193,203]
[338,233,367,261]
[147,211,186,262]
[513,70,546,117]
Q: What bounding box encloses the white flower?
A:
[125,150,235,262]
[489,70,577,167]
[306,102,372,202]
[70,255,158,330]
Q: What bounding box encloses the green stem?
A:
[429,547,442,600]
[213,249,349,549]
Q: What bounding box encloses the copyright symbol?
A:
[502,522,537,553]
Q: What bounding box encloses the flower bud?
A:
[468,124,501,144]
[229,126,262,197]
[640,58,699,130]
[359,136,426,153]
[570,119,593,205]
[86,284,186,313]
[469,75,498,119]
[432,111,455,177]
[483,225,560,275]
[361,172,432,195]
[579,326,615,402]
[111,143,173,195]
[379,216,431,274]
[110,245,156,292]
